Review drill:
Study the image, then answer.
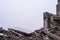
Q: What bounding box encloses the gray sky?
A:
[0,0,57,33]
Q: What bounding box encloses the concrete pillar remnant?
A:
[57,0,60,17]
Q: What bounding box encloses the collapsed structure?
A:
[43,0,60,40]
[0,0,60,40]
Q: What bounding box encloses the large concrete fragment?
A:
[42,30,60,40]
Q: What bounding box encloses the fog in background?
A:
[0,0,57,33]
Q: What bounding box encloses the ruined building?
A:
[44,0,60,36]
[0,0,60,40]
[43,0,60,40]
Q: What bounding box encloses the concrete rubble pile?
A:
[0,26,60,40]
[1,0,60,40]
[0,27,45,40]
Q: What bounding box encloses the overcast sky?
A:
[0,0,57,33]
